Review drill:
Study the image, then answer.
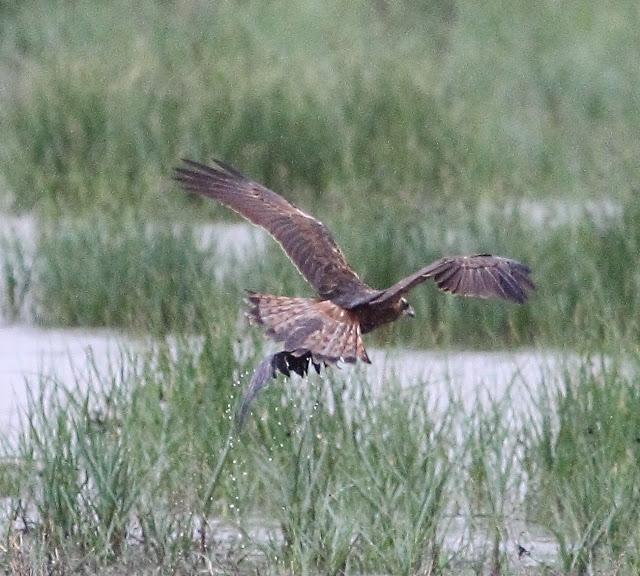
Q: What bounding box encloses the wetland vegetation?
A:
[1,0,640,573]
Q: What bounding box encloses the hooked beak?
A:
[405,305,415,318]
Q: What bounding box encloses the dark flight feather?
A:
[370,255,535,306]
[174,159,377,307]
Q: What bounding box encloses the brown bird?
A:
[174,159,535,422]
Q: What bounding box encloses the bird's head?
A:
[400,297,415,318]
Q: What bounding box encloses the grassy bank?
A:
[2,325,639,574]
[2,201,638,349]
[524,354,640,574]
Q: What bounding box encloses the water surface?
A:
[0,325,570,434]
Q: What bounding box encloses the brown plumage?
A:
[174,158,535,423]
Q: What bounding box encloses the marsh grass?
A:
[26,215,244,333]
[3,323,640,573]
[0,196,638,349]
[463,396,523,575]
[523,353,640,574]
[245,372,455,574]
[5,326,246,572]
[0,0,456,215]
[0,233,31,322]
[0,326,498,574]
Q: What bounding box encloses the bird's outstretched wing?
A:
[370,254,535,305]
[174,159,375,307]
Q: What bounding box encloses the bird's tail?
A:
[244,291,370,364]
[236,350,322,429]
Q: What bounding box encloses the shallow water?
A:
[0,324,571,435]
[367,347,568,413]
[0,326,128,433]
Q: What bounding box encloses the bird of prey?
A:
[174,159,534,423]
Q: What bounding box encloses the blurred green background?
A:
[2,0,639,212]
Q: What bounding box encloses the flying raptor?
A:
[174,159,535,422]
